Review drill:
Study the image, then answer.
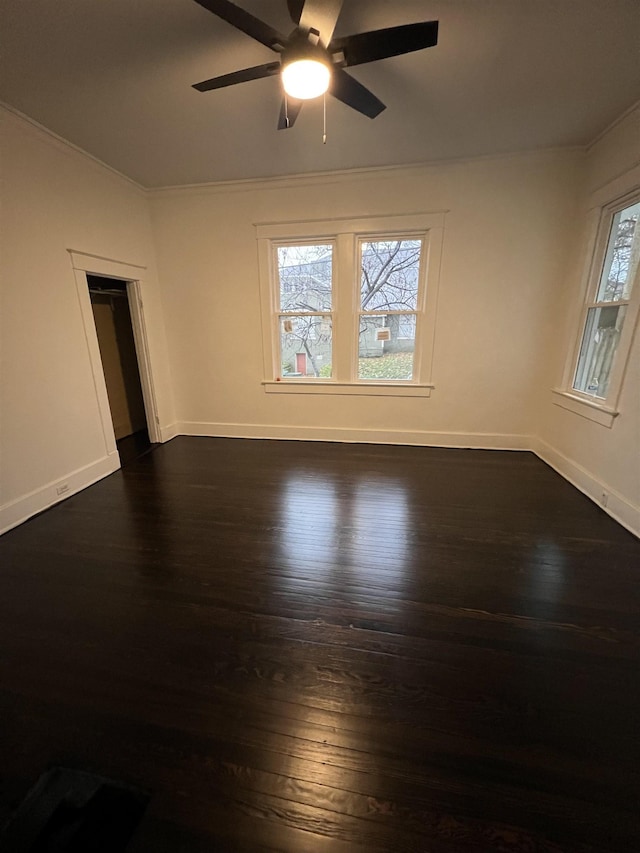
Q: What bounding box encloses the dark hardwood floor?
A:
[116,428,152,467]
[1,437,639,852]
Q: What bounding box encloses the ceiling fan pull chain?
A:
[323,92,327,144]
[284,91,290,128]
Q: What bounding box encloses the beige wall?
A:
[2,97,637,537]
[586,104,640,195]
[150,150,582,445]
[537,103,640,534]
[0,107,174,532]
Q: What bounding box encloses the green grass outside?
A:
[319,352,413,379]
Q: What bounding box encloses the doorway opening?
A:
[87,275,152,465]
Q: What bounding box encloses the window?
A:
[257,213,444,396]
[554,191,640,426]
[358,239,422,381]
[573,200,640,398]
[277,243,333,378]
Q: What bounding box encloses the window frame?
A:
[554,188,640,427]
[355,234,426,384]
[274,239,336,380]
[256,212,445,397]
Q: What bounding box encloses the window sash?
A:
[595,202,640,304]
[273,235,427,383]
[256,212,445,394]
[572,304,627,398]
[355,235,426,384]
[356,312,419,382]
[358,236,425,313]
[278,313,333,379]
[273,241,335,380]
[556,188,640,424]
[571,195,640,400]
[275,241,334,314]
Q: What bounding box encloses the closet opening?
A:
[87,275,152,465]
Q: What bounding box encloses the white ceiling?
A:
[1,0,639,188]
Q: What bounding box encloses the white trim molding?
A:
[69,250,162,444]
[555,183,640,426]
[148,146,581,197]
[262,381,434,397]
[551,389,619,428]
[254,212,447,240]
[256,212,445,395]
[159,423,179,442]
[0,453,120,536]
[174,424,639,538]
[68,250,147,278]
[176,421,532,450]
[533,437,639,538]
[1,103,145,192]
[3,427,637,540]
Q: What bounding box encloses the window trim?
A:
[555,187,640,427]
[355,234,425,384]
[273,238,335,381]
[256,212,445,396]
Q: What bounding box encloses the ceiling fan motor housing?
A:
[281,33,331,71]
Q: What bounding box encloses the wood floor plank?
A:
[1,437,639,851]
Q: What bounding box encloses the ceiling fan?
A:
[191,0,439,129]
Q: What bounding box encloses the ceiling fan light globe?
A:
[282,59,330,100]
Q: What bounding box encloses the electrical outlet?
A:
[601,492,609,507]
[56,483,70,496]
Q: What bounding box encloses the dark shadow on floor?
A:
[116,429,153,467]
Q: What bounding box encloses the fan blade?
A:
[286,0,304,25]
[192,0,286,51]
[331,20,438,67]
[193,61,280,92]
[277,97,303,129]
[329,68,385,118]
[298,0,343,47]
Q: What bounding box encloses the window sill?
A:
[551,388,619,428]
[263,381,434,397]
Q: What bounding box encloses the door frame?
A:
[70,250,162,451]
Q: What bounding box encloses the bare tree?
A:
[361,240,421,311]
[278,245,332,377]
[606,214,638,301]
[276,240,422,377]
[281,316,330,377]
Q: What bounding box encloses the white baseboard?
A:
[3,429,636,541]
[176,424,639,538]
[159,422,179,442]
[532,437,640,538]
[177,421,532,450]
[0,453,120,536]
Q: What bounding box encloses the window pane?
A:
[277,244,332,312]
[596,201,640,303]
[279,315,332,378]
[573,304,627,398]
[360,239,422,310]
[358,315,415,380]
